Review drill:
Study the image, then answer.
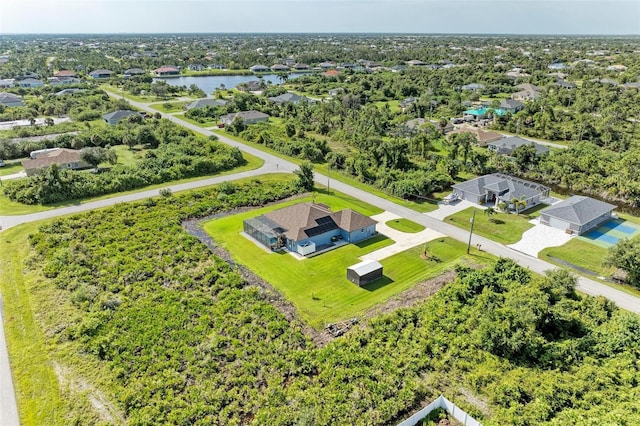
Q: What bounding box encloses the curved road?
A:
[0,91,638,425]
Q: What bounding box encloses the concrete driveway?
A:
[426,199,485,221]
[508,218,574,257]
[360,212,445,261]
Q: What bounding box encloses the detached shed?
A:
[347,260,383,286]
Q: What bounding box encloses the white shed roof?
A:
[348,259,383,276]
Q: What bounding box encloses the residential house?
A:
[220,110,270,126]
[539,196,615,235]
[607,64,628,72]
[449,126,506,146]
[238,81,263,92]
[293,63,311,70]
[554,79,576,89]
[402,118,453,135]
[187,64,205,71]
[267,92,314,105]
[599,78,619,86]
[499,98,525,113]
[22,148,90,176]
[0,92,23,107]
[249,64,270,73]
[123,68,146,77]
[55,88,85,96]
[461,83,485,91]
[319,61,336,69]
[0,79,14,88]
[153,66,179,76]
[622,82,640,90]
[48,77,80,85]
[103,110,140,125]
[185,98,228,110]
[270,64,290,72]
[88,69,114,79]
[512,83,542,101]
[54,70,76,78]
[322,69,342,78]
[487,136,550,156]
[243,202,377,255]
[17,78,44,88]
[399,97,418,112]
[452,173,550,211]
[406,60,426,66]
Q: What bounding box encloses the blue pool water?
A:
[583,230,619,245]
[599,220,637,235]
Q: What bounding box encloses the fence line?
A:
[397,395,481,426]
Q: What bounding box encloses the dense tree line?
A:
[2,119,244,204]
[22,179,640,424]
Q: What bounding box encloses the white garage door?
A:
[548,217,571,231]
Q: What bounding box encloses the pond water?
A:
[154,73,304,94]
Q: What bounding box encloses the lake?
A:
[154,73,304,94]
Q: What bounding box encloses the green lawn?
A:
[108,144,142,167]
[0,153,264,216]
[444,205,543,244]
[174,113,220,128]
[385,218,426,233]
[539,238,614,277]
[204,191,489,328]
[0,223,68,424]
[374,100,401,112]
[149,101,187,113]
[0,162,24,176]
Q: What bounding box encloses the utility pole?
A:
[467,209,476,254]
[327,161,330,194]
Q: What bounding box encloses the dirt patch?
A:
[458,387,491,418]
[362,270,456,320]
[52,361,125,424]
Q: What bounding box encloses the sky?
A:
[0,0,639,35]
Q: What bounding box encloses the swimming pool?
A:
[463,107,507,117]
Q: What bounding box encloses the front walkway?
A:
[0,171,26,181]
[425,199,486,221]
[508,218,574,257]
[360,212,445,261]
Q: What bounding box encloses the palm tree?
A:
[484,207,496,222]
[511,196,528,215]
[497,201,508,212]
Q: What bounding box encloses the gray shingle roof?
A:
[541,196,615,226]
[185,98,228,110]
[453,173,549,201]
[103,110,138,123]
[488,136,550,156]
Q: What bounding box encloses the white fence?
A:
[397,395,481,426]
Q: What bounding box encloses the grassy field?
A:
[0,153,264,216]
[149,101,187,113]
[539,238,614,277]
[0,162,24,176]
[385,218,426,233]
[0,223,68,424]
[203,191,489,328]
[444,205,544,244]
[174,113,220,128]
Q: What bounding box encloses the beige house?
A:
[22,148,89,176]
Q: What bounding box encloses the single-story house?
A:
[449,126,503,146]
[124,68,146,77]
[237,80,263,92]
[185,98,228,110]
[293,63,310,70]
[54,70,76,78]
[103,110,140,125]
[55,88,85,96]
[452,173,550,211]
[539,196,615,235]
[22,148,90,176]
[461,83,485,91]
[511,89,541,101]
[487,136,550,156]
[555,79,576,89]
[406,60,426,66]
[347,260,383,286]
[0,92,23,107]
[17,78,44,88]
[153,66,179,76]
[271,64,290,72]
[0,79,14,88]
[319,61,336,69]
[88,69,114,79]
[268,92,314,104]
[622,82,640,90]
[249,64,270,73]
[47,77,80,85]
[499,98,525,113]
[243,202,377,255]
[220,110,270,126]
[188,64,205,71]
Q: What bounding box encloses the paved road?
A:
[497,131,568,149]
[0,296,20,426]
